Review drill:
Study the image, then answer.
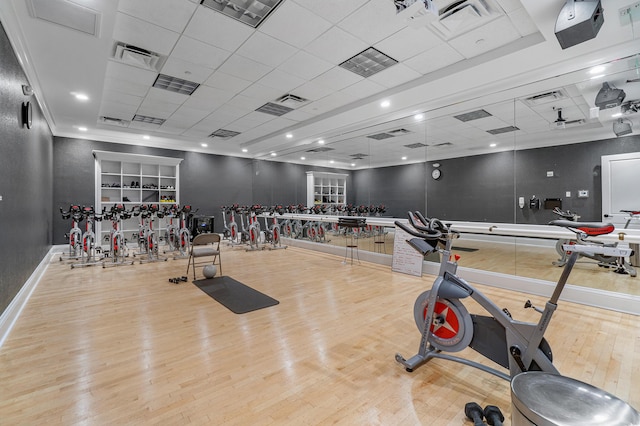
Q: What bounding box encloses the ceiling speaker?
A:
[555,0,604,49]
[613,119,632,137]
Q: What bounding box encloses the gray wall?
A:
[53,137,349,244]
[0,21,53,315]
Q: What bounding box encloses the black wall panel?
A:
[0,21,53,314]
[425,151,516,222]
[352,163,426,219]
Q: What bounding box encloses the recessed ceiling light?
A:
[270,152,276,156]
[590,74,604,80]
[242,148,248,153]
[201,143,208,147]
[381,100,390,108]
[300,156,305,160]
[143,135,150,140]
[77,126,87,131]
[490,143,497,147]
[589,65,606,74]
[414,113,424,120]
[286,133,293,138]
[351,163,356,167]
[611,112,623,118]
[329,160,334,164]
[72,92,89,101]
[401,156,407,160]
[318,139,325,145]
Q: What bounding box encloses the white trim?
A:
[0,246,57,349]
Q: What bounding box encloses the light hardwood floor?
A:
[1,245,639,425]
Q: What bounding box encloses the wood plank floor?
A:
[1,245,639,425]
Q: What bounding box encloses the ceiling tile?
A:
[216,55,273,82]
[104,61,158,88]
[167,106,212,126]
[313,67,363,92]
[235,32,298,68]
[508,8,539,37]
[368,63,422,88]
[339,79,386,100]
[336,0,406,45]
[208,104,251,124]
[303,26,369,65]
[257,69,307,93]
[103,75,150,98]
[171,36,231,70]
[494,0,526,14]
[292,80,334,102]
[138,99,181,117]
[374,26,441,62]
[404,43,464,75]
[228,111,275,132]
[448,16,521,59]
[292,0,368,24]
[160,56,213,84]
[117,0,197,33]
[240,83,283,103]
[283,108,316,122]
[278,50,334,81]
[102,90,143,107]
[259,1,332,49]
[113,12,180,56]
[183,5,254,51]
[204,71,253,93]
[144,87,189,105]
[188,85,236,108]
[298,91,351,115]
[99,101,139,120]
[225,94,266,111]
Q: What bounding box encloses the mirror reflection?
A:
[293,53,640,298]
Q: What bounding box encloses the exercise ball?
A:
[203,264,217,279]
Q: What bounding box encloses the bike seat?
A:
[549,220,614,236]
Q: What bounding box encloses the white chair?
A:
[186,233,222,279]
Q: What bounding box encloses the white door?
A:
[601,152,640,229]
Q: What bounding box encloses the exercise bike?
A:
[394,211,632,381]
[553,207,636,277]
[60,205,83,261]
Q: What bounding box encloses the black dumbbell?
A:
[484,405,504,426]
[464,402,487,426]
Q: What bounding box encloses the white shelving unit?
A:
[94,151,182,247]
[306,171,347,208]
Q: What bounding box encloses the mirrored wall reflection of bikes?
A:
[552,207,636,277]
[220,203,388,251]
[61,203,201,269]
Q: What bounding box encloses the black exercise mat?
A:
[193,276,279,314]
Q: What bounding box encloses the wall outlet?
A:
[578,190,589,198]
[565,191,571,198]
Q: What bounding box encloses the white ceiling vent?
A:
[27,0,101,36]
[274,93,309,109]
[113,42,163,71]
[397,0,503,40]
[523,89,568,107]
[99,116,130,127]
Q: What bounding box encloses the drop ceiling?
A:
[0,0,638,169]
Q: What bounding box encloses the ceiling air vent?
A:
[432,142,453,147]
[209,129,241,138]
[99,116,129,127]
[132,115,165,125]
[454,109,492,122]
[523,89,568,106]
[388,128,411,135]
[429,0,502,40]
[340,47,398,78]
[404,142,428,149]
[350,153,369,159]
[200,0,284,28]
[113,42,163,71]
[153,74,200,95]
[256,102,294,116]
[274,93,309,108]
[486,125,519,135]
[306,147,334,153]
[367,132,395,140]
[27,0,101,36]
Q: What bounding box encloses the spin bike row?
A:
[59,203,198,268]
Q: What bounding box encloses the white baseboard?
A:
[0,246,57,349]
